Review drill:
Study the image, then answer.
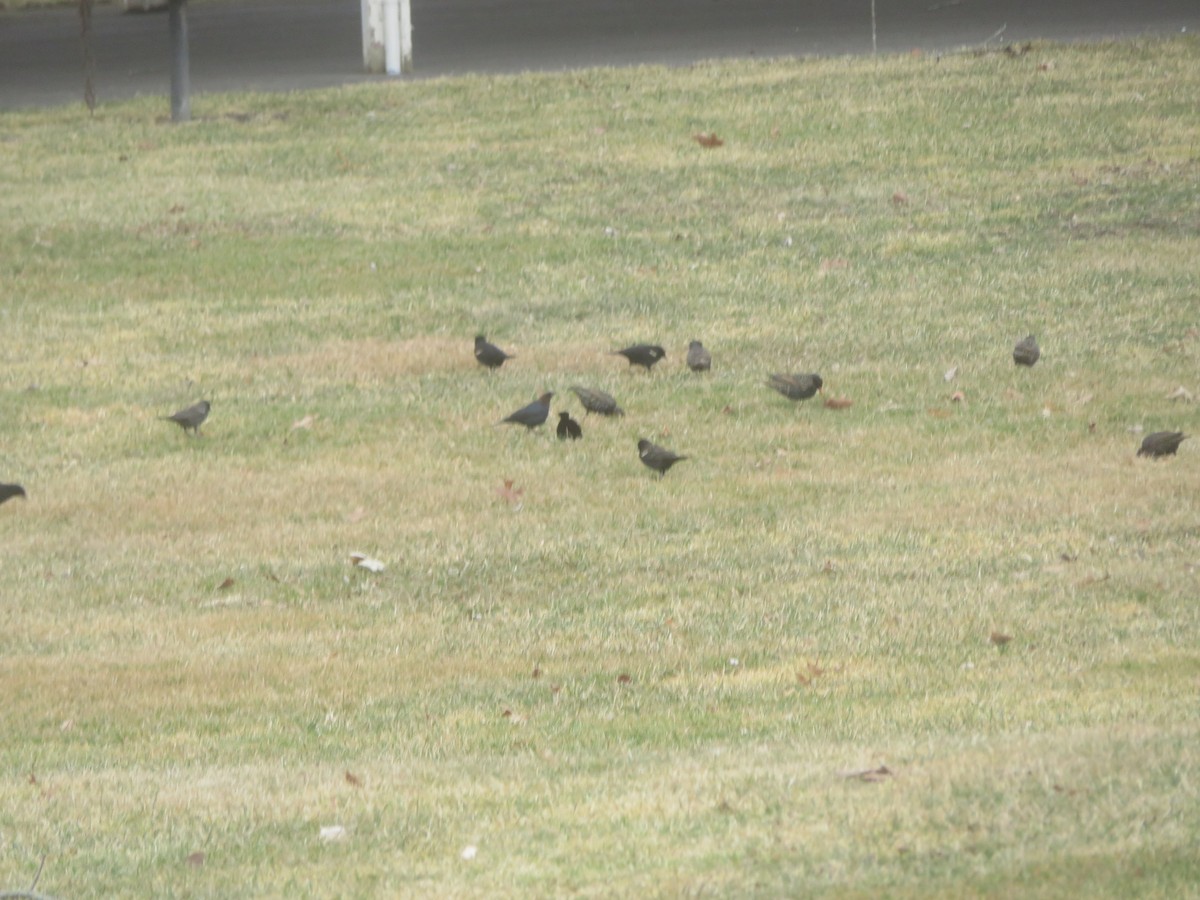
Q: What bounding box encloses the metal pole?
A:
[169,0,190,122]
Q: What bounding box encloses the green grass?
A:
[2,38,1199,897]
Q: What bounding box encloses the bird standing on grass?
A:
[686,340,712,372]
[1013,335,1040,367]
[500,392,554,430]
[0,483,26,506]
[613,344,666,371]
[556,412,583,440]
[475,335,514,370]
[1138,431,1187,458]
[767,373,823,403]
[161,400,210,436]
[638,439,688,477]
[569,386,624,417]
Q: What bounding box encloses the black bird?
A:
[161,400,210,435]
[500,392,554,429]
[1138,431,1187,458]
[767,373,823,402]
[475,335,514,370]
[0,483,26,506]
[569,385,624,417]
[613,344,666,371]
[638,438,688,477]
[1013,334,1040,367]
[556,411,583,441]
[686,340,712,372]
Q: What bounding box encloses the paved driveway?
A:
[1,0,1196,109]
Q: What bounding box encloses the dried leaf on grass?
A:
[692,132,724,148]
[839,765,893,782]
[497,479,524,505]
[796,661,826,685]
[349,552,385,573]
[217,576,235,591]
[345,770,363,787]
[824,396,853,410]
[990,631,1013,646]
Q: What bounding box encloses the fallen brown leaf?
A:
[796,661,826,686]
[990,631,1012,646]
[616,673,632,685]
[217,576,235,591]
[692,132,724,148]
[345,770,363,787]
[496,479,524,505]
[950,390,966,404]
[824,396,853,410]
[839,765,893,782]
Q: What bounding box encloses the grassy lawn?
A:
[2,37,1198,897]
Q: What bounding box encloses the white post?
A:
[383,0,400,75]
[400,0,413,74]
[362,0,385,73]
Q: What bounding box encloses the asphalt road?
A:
[1,0,1196,110]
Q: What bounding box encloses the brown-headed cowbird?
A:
[556,411,583,440]
[0,483,26,506]
[500,392,553,429]
[1138,431,1187,458]
[613,344,666,371]
[638,438,688,476]
[686,340,712,372]
[475,335,514,369]
[767,373,823,402]
[569,386,624,417]
[162,400,210,435]
[1013,334,1040,367]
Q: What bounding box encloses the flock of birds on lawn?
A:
[0,332,1189,509]
[476,332,1187,470]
